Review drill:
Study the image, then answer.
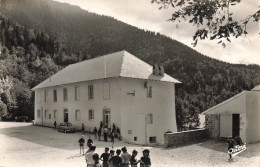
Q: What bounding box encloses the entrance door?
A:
[64,109,68,123]
[103,109,111,128]
[232,114,240,137]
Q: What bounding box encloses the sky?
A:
[54,0,260,65]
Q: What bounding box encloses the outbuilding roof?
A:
[32,50,181,90]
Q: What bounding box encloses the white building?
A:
[202,85,260,143]
[32,50,181,144]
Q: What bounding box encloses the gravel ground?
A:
[0,122,260,167]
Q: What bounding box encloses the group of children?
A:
[86,146,151,167]
[79,136,151,167]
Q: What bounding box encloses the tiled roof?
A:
[32,50,181,90]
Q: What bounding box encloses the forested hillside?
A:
[1,0,260,129]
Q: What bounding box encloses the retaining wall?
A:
[164,128,210,147]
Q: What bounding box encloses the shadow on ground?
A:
[0,122,127,151]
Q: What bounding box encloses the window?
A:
[45,110,48,119]
[75,110,80,120]
[89,109,94,120]
[44,90,48,102]
[75,86,80,101]
[63,88,68,101]
[103,82,110,100]
[147,114,153,124]
[147,86,152,98]
[54,110,57,119]
[149,136,157,143]
[88,85,94,100]
[37,109,41,118]
[53,89,57,102]
[134,137,138,141]
[49,114,51,119]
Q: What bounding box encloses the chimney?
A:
[159,65,164,76]
[153,64,159,76]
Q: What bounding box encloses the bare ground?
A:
[0,122,260,167]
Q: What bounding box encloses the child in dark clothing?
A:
[140,149,151,167]
[130,150,140,167]
[78,135,85,155]
[100,147,110,167]
[108,150,115,167]
[110,149,122,167]
[93,127,98,139]
[93,153,102,167]
[98,128,102,141]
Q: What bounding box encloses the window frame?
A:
[75,86,80,101]
[147,86,152,98]
[147,113,153,124]
[63,88,68,101]
[75,109,80,121]
[53,89,57,102]
[88,109,94,121]
[88,84,94,100]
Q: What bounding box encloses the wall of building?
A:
[118,78,177,144]
[246,91,260,143]
[34,78,122,131]
[34,77,178,145]
[164,129,209,147]
[205,115,220,138]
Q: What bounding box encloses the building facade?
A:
[202,85,260,143]
[33,50,181,144]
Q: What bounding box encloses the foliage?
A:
[151,0,260,47]
[1,0,260,128]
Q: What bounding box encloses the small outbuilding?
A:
[202,85,260,143]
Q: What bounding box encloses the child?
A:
[111,131,115,148]
[85,145,96,167]
[140,149,151,167]
[121,146,131,167]
[130,150,140,167]
[98,128,102,141]
[86,138,94,154]
[108,150,115,167]
[93,153,102,167]
[100,147,110,167]
[93,127,98,139]
[110,149,122,167]
[78,135,85,155]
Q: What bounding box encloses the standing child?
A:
[130,150,140,167]
[85,145,96,167]
[93,127,97,139]
[100,147,110,167]
[108,150,115,167]
[82,123,85,134]
[78,135,85,155]
[110,149,122,167]
[103,126,108,142]
[111,131,115,148]
[86,138,94,154]
[54,121,57,129]
[93,153,102,167]
[98,128,102,141]
[121,146,131,167]
[140,149,151,167]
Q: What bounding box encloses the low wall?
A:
[164,129,210,147]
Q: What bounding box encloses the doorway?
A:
[64,109,68,123]
[232,114,240,138]
[103,109,111,128]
